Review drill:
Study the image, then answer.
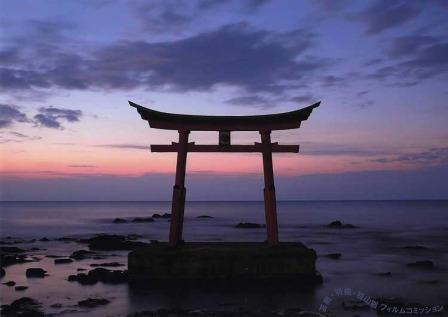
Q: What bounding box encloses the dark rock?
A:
[4,281,16,286]
[15,286,28,291]
[90,262,124,267]
[50,303,63,308]
[0,297,43,316]
[70,250,98,260]
[77,268,86,271]
[40,237,50,242]
[197,215,213,218]
[54,258,74,264]
[46,255,65,258]
[26,268,46,278]
[78,298,110,308]
[235,222,264,229]
[1,246,27,253]
[375,271,392,276]
[325,253,341,259]
[1,254,33,267]
[403,245,428,250]
[68,268,128,285]
[87,235,148,251]
[407,260,434,269]
[0,268,4,278]
[131,217,155,223]
[56,236,78,242]
[152,213,171,219]
[113,218,127,224]
[327,220,357,229]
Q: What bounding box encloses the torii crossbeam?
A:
[129,101,320,247]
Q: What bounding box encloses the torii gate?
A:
[129,101,320,247]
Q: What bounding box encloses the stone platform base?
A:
[128,242,320,285]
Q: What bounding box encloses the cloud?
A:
[373,148,448,166]
[67,165,97,168]
[95,144,149,150]
[33,107,82,129]
[367,38,448,83]
[0,104,29,128]
[0,23,320,96]
[360,0,420,35]
[225,95,273,109]
[290,93,315,104]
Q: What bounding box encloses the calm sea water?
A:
[1,201,447,316]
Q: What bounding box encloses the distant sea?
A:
[1,201,447,316]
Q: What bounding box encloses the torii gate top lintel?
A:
[129,100,320,248]
[129,100,320,131]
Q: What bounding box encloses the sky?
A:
[1,0,447,201]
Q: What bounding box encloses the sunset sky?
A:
[1,0,447,200]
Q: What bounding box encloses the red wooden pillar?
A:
[169,130,190,247]
[260,131,279,246]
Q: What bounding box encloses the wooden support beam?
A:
[168,131,190,247]
[260,131,279,247]
[151,143,300,153]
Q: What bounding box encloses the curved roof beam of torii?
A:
[129,100,320,131]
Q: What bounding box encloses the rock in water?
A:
[54,258,74,264]
[113,218,127,224]
[235,222,264,229]
[87,235,148,251]
[68,268,128,285]
[197,215,213,218]
[1,297,44,317]
[0,268,5,278]
[327,220,357,229]
[407,260,434,269]
[4,281,16,286]
[26,268,46,278]
[152,213,171,219]
[14,286,28,291]
[70,250,98,260]
[78,298,110,308]
[325,253,342,259]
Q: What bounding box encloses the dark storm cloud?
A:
[360,0,420,35]
[225,95,272,109]
[33,107,82,129]
[373,148,448,165]
[0,104,29,128]
[0,23,319,95]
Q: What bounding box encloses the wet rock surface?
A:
[113,218,128,224]
[70,249,103,260]
[152,213,171,219]
[68,267,128,285]
[4,281,16,286]
[15,286,29,291]
[77,297,110,308]
[325,253,341,259]
[407,260,434,269]
[90,262,124,267]
[326,220,357,229]
[1,297,44,317]
[197,215,214,218]
[26,268,47,278]
[1,246,27,253]
[234,223,264,229]
[54,258,73,264]
[87,234,148,251]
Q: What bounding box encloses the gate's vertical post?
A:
[169,130,190,247]
[260,131,279,246]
